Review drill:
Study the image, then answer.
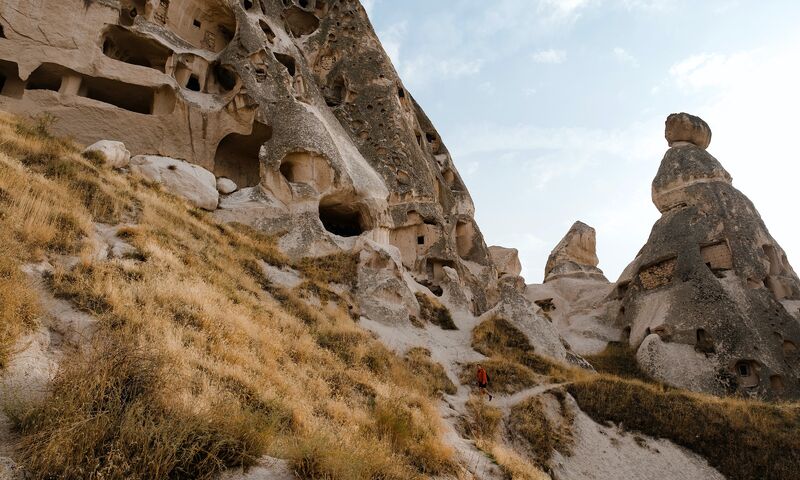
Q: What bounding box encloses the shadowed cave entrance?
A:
[213,122,272,188]
[318,196,368,237]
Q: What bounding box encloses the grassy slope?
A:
[467,316,800,480]
[0,113,456,480]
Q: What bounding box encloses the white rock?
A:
[82,140,130,168]
[216,177,238,194]
[130,155,219,210]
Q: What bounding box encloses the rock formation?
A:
[610,113,800,399]
[488,245,522,278]
[0,0,498,320]
[544,221,607,283]
[527,222,615,355]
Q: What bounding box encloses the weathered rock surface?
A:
[612,114,800,399]
[216,177,238,194]
[489,245,522,278]
[0,0,496,310]
[544,221,607,283]
[665,112,711,149]
[82,140,131,168]
[131,155,219,210]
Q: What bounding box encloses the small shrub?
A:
[583,341,652,381]
[462,396,503,439]
[404,347,457,397]
[415,292,456,330]
[508,393,574,468]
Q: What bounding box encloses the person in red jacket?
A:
[476,364,492,401]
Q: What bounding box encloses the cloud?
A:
[613,47,638,66]
[399,55,483,88]
[537,0,595,24]
[668,51,756,90]
[531,49,567,64]
[377,21,407,67]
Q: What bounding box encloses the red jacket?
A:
[476,366,488,384]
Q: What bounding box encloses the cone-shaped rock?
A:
[544,221,607,283]
[612,113,800,399]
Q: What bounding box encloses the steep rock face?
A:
[0,0,496,315]
[612,114,800,399]
[544,221,607,283]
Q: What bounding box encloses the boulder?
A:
[488,245,522,277]
[216,177,238,194]
[82,140,130,168]
[665,112,711,149]
[544,221,607,282]
[130,155,218,210]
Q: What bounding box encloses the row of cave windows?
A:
[623,242,794,301]
[119,0,323,54]
[622,326,797,391]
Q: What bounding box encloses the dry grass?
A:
[583,341,652,381]
[462,396,503,439]
[508,392,574,469]
[472,317,570,381]
[415,292,457,330]
[568,376,800,480]
[475,440,552,480]
[459,359,540,395]
[404,347,457,397]
[0,239,39,368]
[0,112,457,479]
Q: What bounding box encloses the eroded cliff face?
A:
[0,0,501,321]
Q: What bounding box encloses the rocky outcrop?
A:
[488,246,522,278]
[665,112,711,149]
[544,221,607,283]
[82,140,131,168]
[130,155,219,210]
[216,177,238,194]
[0,0,497,311]
[611,114,800,399]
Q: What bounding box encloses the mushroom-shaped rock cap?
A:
[665,113,711,149]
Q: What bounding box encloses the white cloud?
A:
[613,47,638,66]
[668,51,756,90]
[538,0,595,24]
[377,21,407,69]
[400,55,483,88]
[531,49,567,64]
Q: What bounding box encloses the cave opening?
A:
[284,5,319,37]
[213,122,272,187]
[319,199,367,237]
[274,53,296,77]
[101,26,172,72]
[186,74,201,91]
[0,60,19,97]
[26,64,62,92]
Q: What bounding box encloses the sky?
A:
[363,0,800,283]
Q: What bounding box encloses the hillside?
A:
[0,113,797,479]
[0,0,799,479]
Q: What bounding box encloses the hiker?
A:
[476,364,492,401]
